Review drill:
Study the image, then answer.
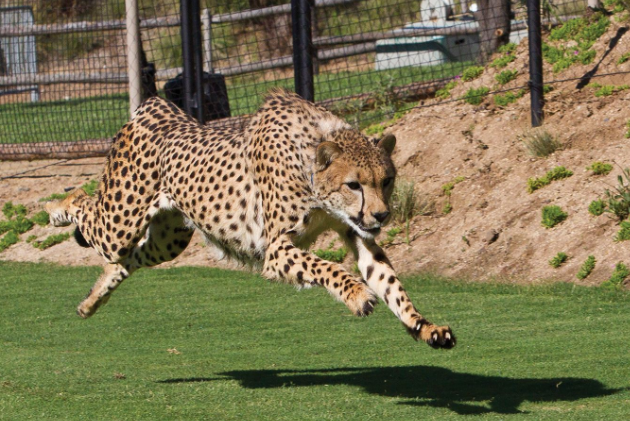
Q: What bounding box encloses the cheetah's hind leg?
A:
[75,209,194,318]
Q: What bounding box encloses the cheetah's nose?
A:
[373,211,390,224]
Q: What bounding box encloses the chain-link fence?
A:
[0,0,628,160]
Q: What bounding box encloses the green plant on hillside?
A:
[435,80,458,99]
[626,120,630,138]
[541,205,568,228]
[2,202,27,220]
[498,43,517,54]
[314,240,348,263]
[619,52,630,64]
[463,87,490,105]
[0,203,34,236]
[390,179,421,244]
[595,84,629,97]
[489,54,516,69]
[603,0,630,13]
[32,233,71,250]
[542,15,610,73]
[442,201,453,215]
[521,129,562,158]
[442,176,465,197]
[614,221,630,241]
[603,168,630,221]
[601,262,630,289]
[30,211,50,227]
[380,226,402,246]
[589,199,607,216]
[495,70,519,85]
[494,90,526,107]
[549,252,569,268]
[587,161,613,175]
[0,231,20,253]
[461,66,484,81]
[577,255,597,280]
[527,166,573,193]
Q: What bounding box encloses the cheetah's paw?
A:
[407,317,456,349]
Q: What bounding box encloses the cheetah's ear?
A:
[316,141,342,170]
[377,134,396,156]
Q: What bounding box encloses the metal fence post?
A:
[125,0,142,116]
[527,0,544,127]
[291,0,314,101]
[201,9,214,74]
[190,0,205,124]
[180,0,194,116]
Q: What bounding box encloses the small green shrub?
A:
[527,166,573,193]
[30,211,50,226]
[2,202,27,219]
[390,179,417,224]
[0,231,20,252]
[461,66,484,81]
[619,52,630,64]
[614,220,630,241]
[498,43,517,54]
[442,176,465,196]
[576,255,596,280]
[442,202,453,215]
[601,262,630,289]
[522,130,562,158]
[32,233,71,250]
[435,81,457,99]
[549,252,568,268]
[588,199,607,216]
[494,90,526,107]
[495,70,519,85]
[591,84,629,97]
[26,235,37,243]
[603,168,630,221]
[595,85,615,97]
[490,55,516,69]
[587,161,613,175]
[314,246,348,263]
[380,226,402,246]
[541,205,568,228]
[463,87,490,105]
[626,120,630,138]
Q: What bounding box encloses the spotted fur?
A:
[45,88,455,349]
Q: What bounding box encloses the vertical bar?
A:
[291,0,314,101]
[191,0,205,124]
[126,0,142,116]
[180,0,194,115]
[202,8,214,74]
[527,0,543,127]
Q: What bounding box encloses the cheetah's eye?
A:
[382,177,394,188]
[346,181,361,191]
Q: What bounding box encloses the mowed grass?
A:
[0,262,629,420]
[0,62,467,145]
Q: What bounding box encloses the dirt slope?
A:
[1,13,630,287]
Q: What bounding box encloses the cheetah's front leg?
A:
[354,236,456,349]
[263,236,378,317]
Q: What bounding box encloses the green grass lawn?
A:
[0,62,467,145]
[0,261,628,420]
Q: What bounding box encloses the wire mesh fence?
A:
[0,0,628,160]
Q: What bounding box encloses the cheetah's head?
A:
[313,130,396,239]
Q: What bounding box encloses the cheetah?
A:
[46,88,455,349]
